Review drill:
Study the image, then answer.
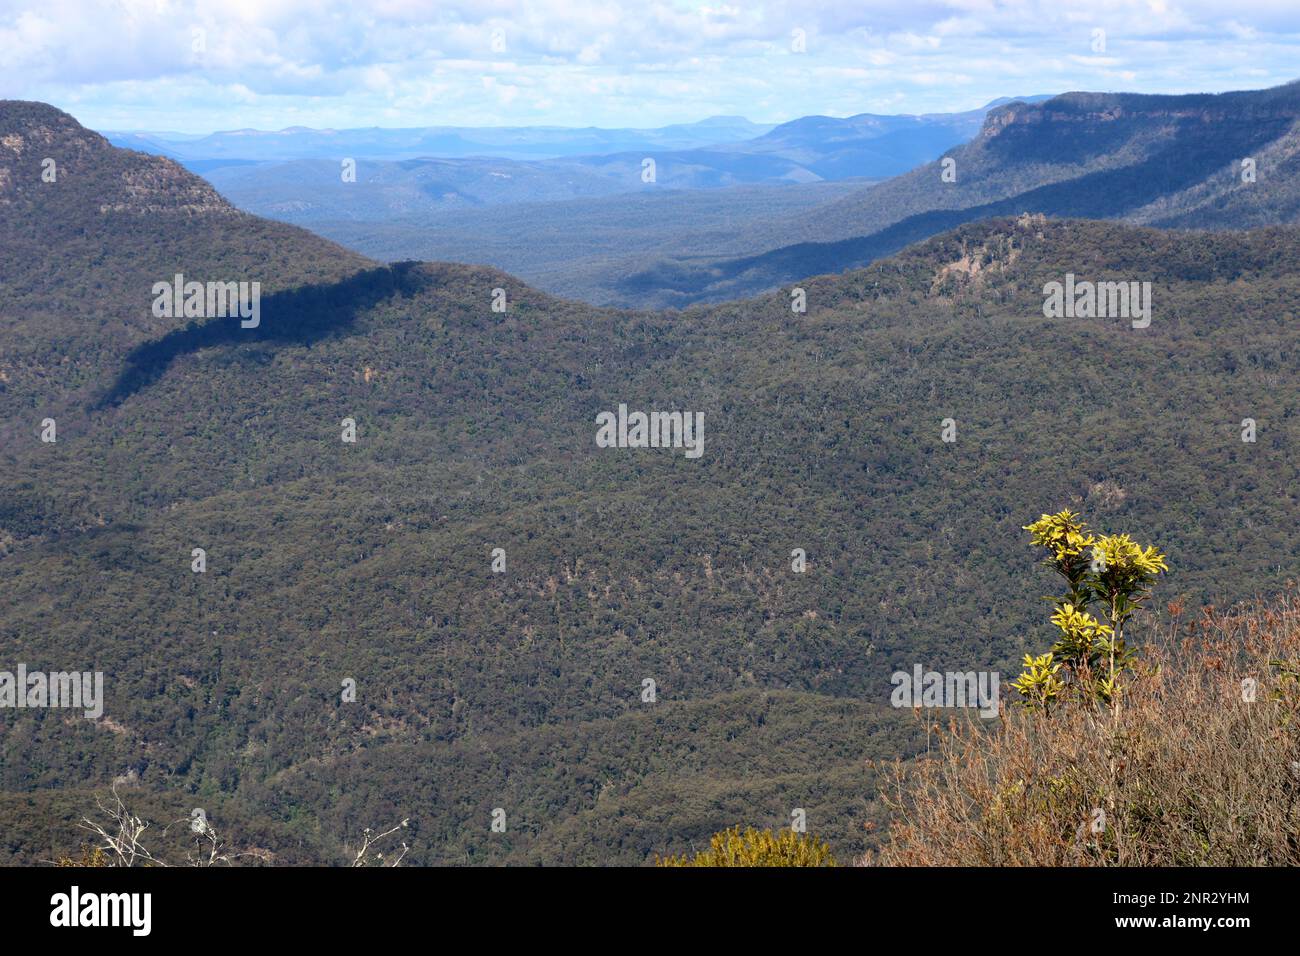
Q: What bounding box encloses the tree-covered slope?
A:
[0,100,373,418]
[3,103,1300,865]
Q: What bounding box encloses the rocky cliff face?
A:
[982,82,1300,135]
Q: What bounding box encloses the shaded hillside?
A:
[0,100,373,422]
[809,81,1300,239]
[4,103,1300,865]
[620,81,1300,306]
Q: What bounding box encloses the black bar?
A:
[0,866,1274,941]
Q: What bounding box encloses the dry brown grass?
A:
[868,596,1300,866]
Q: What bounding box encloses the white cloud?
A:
[0,0,1297,130]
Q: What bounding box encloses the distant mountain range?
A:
[618,81,1300,306]
[105,101,1047,168]
[175,84,1300,310]
[104,115,776,162]
[146,98,1050,303]
[108,99,1050,224]
[4,100,1300,864]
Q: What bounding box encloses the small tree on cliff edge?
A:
[1013,509,1167,713]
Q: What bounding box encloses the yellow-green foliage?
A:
[55,846,110,867]
[1015,510,1167,708]
[656,826,836,867]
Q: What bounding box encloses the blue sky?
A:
[2,0,1299,132]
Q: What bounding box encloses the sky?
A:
[2,0,1299,133]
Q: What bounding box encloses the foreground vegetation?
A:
[872,593,1300,865]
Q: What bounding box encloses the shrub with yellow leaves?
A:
[1017,510,1167,710]
[655,826,836,867]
